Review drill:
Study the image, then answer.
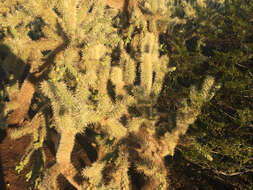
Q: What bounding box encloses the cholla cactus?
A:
[81,32,219,190]
[39,26,219,189]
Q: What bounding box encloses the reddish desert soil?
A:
[0,130,31,190]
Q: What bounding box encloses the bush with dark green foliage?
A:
[160,0,253,189]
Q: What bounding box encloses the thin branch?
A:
[235,62,249,69]
[213,169,253,176]
[218,108,238,120]
[240,89,253,92]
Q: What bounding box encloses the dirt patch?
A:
[106,0,125,11]
[0,130,31,190]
